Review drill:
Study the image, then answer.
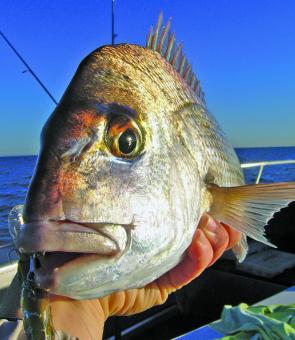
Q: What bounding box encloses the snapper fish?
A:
[7,13,295,306]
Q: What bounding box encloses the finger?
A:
[164,228,213,290]
[106,217,241,318]
[199,214,229,266]
[105,217,219,317]
[221,222,242,250]
[112,228,214,315]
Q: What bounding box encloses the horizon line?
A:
[1,145,295,157]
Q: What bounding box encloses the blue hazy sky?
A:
[1,0,295,155]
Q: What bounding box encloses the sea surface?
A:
[0,147,295,245]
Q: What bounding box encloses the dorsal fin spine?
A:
[190,74,196,88]
[183,64,192,81]
[146,13,205,105]
[156,19,171,53]
[164,32,175,61]
[146,27,153,49]
[187,68,193,83]
[178,56,187,75]
[170,43,182,67]
[151,12,163,50]
[193,79,199,92]
[187,71,194,86]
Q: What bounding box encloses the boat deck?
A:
[0,245,18,301]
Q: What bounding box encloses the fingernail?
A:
[203,215,217,234]
[196,229,207,245]
[199,214,210,226]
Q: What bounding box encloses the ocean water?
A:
[0,147,295,245]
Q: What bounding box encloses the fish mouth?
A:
[31,251,111,291]
[13,218,133,291]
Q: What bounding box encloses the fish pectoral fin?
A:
[208,182,295,262]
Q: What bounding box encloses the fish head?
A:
[15,44,202,299]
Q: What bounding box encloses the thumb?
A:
[49,295,105,339]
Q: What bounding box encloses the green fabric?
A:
[210,303,295,340]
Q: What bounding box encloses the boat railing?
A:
[241,160,295,184]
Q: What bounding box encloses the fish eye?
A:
[105,116,143,159]
[118,129,137,154]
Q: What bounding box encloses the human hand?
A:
[49,214,241,339]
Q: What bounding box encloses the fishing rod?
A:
[112,0,118,45]
[0,30,58,105]
[1,1,117,103]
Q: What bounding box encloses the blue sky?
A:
[1,0,295,155]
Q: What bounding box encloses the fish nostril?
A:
[81,140,93,154]
[61,136,95,163]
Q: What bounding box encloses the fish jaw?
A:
[9,206,199,300]
[43,162,202,299]
[15,221,129,255]
[40,214,199,299]
[10,144,202,300]
[29,177,200,299]
[9,206,134,291]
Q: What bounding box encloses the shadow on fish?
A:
[7,13,295,303]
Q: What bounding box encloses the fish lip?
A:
[49,218,134,231]
[33,252,105,291]
[49,219,135,255]
[24,220,134,292]
[11,208,134,291]
[16,219,134,255]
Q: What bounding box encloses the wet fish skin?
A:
[6,16,294,340]
[18,43,244,299]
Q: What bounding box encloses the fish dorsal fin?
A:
[146,12,205,105]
